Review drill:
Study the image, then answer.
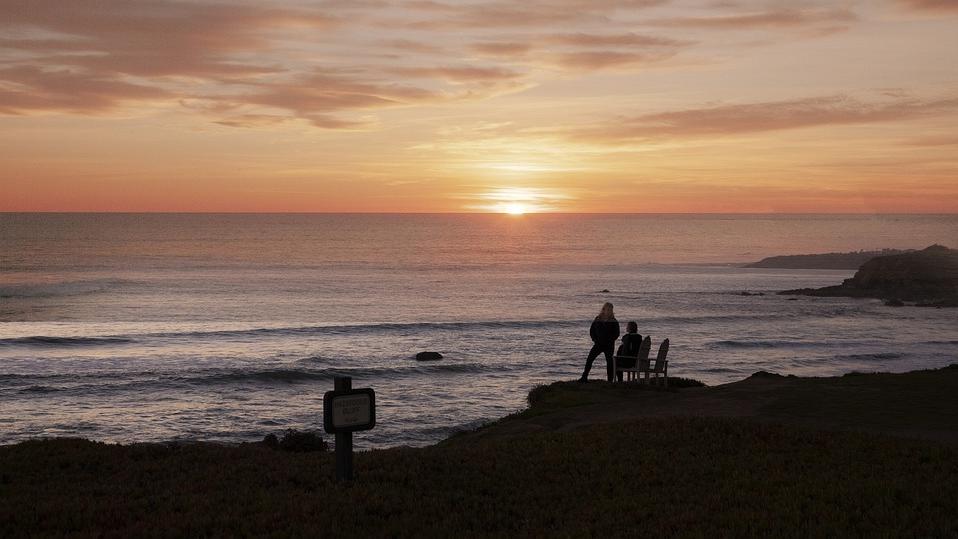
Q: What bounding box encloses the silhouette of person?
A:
[615,321,642,382]
[579,302,620,382]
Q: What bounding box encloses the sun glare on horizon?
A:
[503,202,528,215]
[472,187,572,214]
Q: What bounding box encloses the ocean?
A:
[1,213,956,448]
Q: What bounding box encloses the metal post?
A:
[334,376,353,482]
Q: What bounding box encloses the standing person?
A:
[579,302,620,383]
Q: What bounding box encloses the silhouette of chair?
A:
[614,336,650,383]
[642,339,670,387]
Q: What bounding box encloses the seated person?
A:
[615,321,642,382]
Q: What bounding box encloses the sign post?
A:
[323,376,375,482]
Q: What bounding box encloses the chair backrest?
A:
[638,336,651,359]
[637,336,652,369]
[652,339,670,372]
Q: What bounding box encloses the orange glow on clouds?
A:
[1,0,957,212]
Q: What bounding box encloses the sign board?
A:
[323,388,375,433]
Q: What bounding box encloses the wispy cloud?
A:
[0,0,908,136]
[392,66,525,83]
[651,7,856,29]
[401,0,666,29]
[0,65,169,114]
[564,95,958,143]
[550,50,676,70]
[897,0,958,12]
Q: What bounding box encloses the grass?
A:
[2,369,958,537]
[2,419,957,537]
[756,365,958,434]
[520,377,705,418]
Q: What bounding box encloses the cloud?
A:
[0,0,336,76]
[379,39,445,54]
[238,72,442,128]
[468,32,690,67]
[898,0,958,11]
[903,134,958,146]
[401,0,665,29]
[546,32,692,48]
[0,0,891,130]
[565,95,958,143]
[0,65,169,114]
[470,42,535,57]
[652,7,856,30]
[213,114,290,129]
[393,66,525,83]
[0,0,335,114]
[550,50,675,70]
[0,0,533,126]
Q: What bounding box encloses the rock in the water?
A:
[884,298,905,307]
[779,245,958,306]
[416,351,443,361]
[600,289,611,293]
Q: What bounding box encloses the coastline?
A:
[3,365,958,536]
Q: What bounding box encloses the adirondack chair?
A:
[643,338,670,387]
[614,336,650,383]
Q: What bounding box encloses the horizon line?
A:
[2,211,957,216]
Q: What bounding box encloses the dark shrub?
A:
[667,377,706,388]
[278,429,328,452]
[262,433,279,448]
[526,384,552,405]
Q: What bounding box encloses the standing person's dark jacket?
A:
[590,317,620,345]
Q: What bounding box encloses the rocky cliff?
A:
[746,249,910,270]
[779,245,958,306]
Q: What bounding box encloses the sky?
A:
[1,0,957,213]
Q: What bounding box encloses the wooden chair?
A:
[615,336,650,383]
[644,339,670,387]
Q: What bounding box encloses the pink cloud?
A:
[653,8,856,29]
[898,0,958,11]
[565,95,958,142]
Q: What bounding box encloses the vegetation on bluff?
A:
[2,367,958,537]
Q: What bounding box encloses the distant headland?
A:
[779,245,958,307]
[746,248,911,270]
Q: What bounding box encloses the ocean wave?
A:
[833,352,904,361]
[11,362,507,395]
[177,362,507,385]
[701,367,743,373]
[711,340,819,349]
[138,319,582,341]
[0,320,579,348]
[652,307,857,325]
[0,279,126,299]
[0,336,135,347]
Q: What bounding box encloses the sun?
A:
[502,202,527,215]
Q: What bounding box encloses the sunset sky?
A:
[1,0,957,212]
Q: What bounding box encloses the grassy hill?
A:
[3,366,958,537]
